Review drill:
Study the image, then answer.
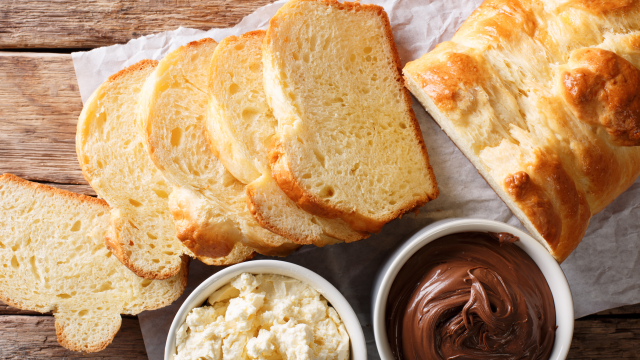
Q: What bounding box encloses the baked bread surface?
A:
[207,30,367,246]
[137,38,299,257]
[77,60,253,279]
[404,0,640,261]
[0,174,188,352]
[263,0,439,233]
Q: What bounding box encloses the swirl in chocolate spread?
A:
[386,232,555,360]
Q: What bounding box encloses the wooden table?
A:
[1,1,639,358]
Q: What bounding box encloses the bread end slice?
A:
[0,174,188,352]
[55,309,122,353]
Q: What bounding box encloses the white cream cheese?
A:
[174,273,350,360]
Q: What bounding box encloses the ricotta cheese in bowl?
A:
[174,273,349,360]
[166,260,366,360]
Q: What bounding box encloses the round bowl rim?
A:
[372,218,574,360]
[165,259,367,360]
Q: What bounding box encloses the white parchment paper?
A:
[71,1,640,358]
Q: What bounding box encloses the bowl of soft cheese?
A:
[165,260,366,360]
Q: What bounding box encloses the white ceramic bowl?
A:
[372,218,574,360]
[165,260,367,360]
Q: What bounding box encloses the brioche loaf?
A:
[137,38,300,257]
[77,60,253,280]
[0,174,188,352]
[263,0,439,233]
[403,0,640,262]
[207,30,367,246]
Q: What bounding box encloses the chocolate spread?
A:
[386,232,556,360]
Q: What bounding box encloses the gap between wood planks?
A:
[0,316,147,359]
[0,0,278,50]
[2,300,640,359]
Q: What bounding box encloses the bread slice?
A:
[137,39,300,256]
[77,60,254,280]
[403,0,640,262]
[263,0,439,233]
[207,30,367,246]
[0,174,188,353]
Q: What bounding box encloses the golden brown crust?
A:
[528,151,591,261]
[266,0,438,233]
[561,48,640,146]
[0,173,109,209]
[245,184,312,245]
[455,0,537,43]
[55,320,117,353]
[412,50,487,111]
[107,59,158,83]
[570,133,622,214]
[176,224,233,259]
[270,139,436,233]
[0,293,51,315]
[140,255,191,310]
[504,151,591,261]
[505,171,561,249]
[168,200,236,259]
[197,249,256,267]
[268,140,336,219]
[404,0,640,262]
[104,214,180,280]
[568,0,638,14]
[624,33,640,51]
[184,37,216,50]
[174,214,256,266]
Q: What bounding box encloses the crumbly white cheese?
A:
[174,273,350,360]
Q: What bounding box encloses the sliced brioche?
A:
[263,0,439,233]
[137,38,299,256]
[0,174,188,352]
[77,60,253,280]
[208,30,366,246]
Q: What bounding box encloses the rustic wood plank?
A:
[1,309,639,359]
[569,318,640,359]
[0,0,277,50]
[0,315,147,359]
[0,52,86,185]
[596,303,640,316]
[0,301,47,316]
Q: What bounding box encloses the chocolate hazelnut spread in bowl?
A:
[372,219,574,360]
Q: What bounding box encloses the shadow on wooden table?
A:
[2,300,640,359]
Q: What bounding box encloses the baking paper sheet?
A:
[71,1,640,358]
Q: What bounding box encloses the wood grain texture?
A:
[0,52,86,185]
[0,0,277,50]
[0,316,147,359]
[0,301,46,316]
[569,318,640,359]
[596,303,640,316]
[0,306,638,358]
